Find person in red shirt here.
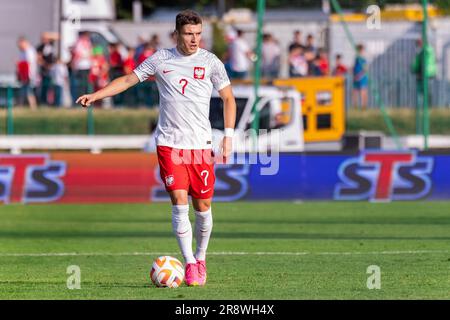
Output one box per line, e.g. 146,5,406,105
123,46,137,106
136,42,157,107
137,42,155,65
333,54,348,76
317,48,329,76
109,43,124,107
17,60,30,84
17,36,38,109
89,46,109,106
123,47,136,75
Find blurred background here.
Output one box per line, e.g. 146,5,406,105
1,0,450,202
1,1,449,301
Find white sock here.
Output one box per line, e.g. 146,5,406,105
194,208,213,262
172,205,196,265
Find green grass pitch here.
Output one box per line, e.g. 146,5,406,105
0,202,449,300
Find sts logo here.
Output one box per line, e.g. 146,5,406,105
0,154,66,204
334,151,433,201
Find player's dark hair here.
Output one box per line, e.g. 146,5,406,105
176,10,202,32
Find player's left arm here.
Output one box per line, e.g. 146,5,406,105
218,85,237,162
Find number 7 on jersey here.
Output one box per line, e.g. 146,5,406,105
179,79,188,95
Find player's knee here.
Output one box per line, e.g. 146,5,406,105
170,192,188,205
194,201,211,213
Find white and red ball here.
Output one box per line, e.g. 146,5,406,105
150,256,184,288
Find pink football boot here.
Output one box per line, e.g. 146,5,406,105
197,260,207,286
185,263,199,287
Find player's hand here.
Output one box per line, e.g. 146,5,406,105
76,94,97,107
221,136,233,163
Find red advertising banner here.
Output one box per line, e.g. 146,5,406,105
2,151,446,204
0,153,160,204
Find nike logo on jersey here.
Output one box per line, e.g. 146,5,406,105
201,189,211,194
163,70,174,74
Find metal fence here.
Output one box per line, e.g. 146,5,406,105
332,20,450,109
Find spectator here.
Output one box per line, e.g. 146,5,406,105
134,34,147,62
304,48,316,76
136,42,157,107
261,34,281,80
89,46,109,106
150,34,162,50
353,44,369,109
16,36,38,110
317,48,329,76
109,43,124,106
169,30,177,46
123,46,137,107
288,44,308,78
229,29,253,80
311,54,324,76
50,57,69,107
36,32,56,105
304,34,316,54
411,39,437,131
137,42,155,65
71,31,93,104
288,30,304,53
123,47,136,75
333,54,348,76
109,43,124,77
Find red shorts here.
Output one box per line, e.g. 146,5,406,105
157,146,216,199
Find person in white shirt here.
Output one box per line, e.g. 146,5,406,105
50,58,69,107
17,36,38,110
229,29,254,79
261,33,281,80
72,31,93,103
76,10,237,287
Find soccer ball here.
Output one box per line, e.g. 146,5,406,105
150,256,185,288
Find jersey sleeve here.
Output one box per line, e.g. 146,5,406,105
210,56,231,91
133,50,167,82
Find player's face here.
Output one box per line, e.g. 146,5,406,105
177,24,202,56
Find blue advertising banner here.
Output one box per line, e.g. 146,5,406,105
217,150,450,202
2,151,449,204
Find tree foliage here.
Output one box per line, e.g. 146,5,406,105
115,0,447,19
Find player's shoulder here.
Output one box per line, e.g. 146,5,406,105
152,48,177,60
198,49,223,66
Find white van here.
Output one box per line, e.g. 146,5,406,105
60,0,121,63
145,85,304,153
0,0,119,80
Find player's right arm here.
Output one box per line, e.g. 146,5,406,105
76,73,140,107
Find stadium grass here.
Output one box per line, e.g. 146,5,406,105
0,202,449,300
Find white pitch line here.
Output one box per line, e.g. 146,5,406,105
0,250,448,258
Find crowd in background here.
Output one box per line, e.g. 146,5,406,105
16,31,165,109
225,29,368,108
15,29,368,109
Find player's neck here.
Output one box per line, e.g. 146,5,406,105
176,45,198,57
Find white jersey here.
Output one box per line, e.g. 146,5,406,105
134,48,231,150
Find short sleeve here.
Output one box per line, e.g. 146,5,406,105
211,57,231,91
133,50,169,82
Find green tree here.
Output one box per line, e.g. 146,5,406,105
114,0,448,19
435,0,450,14
211,20,228,60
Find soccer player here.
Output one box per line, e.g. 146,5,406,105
76,10,237,287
